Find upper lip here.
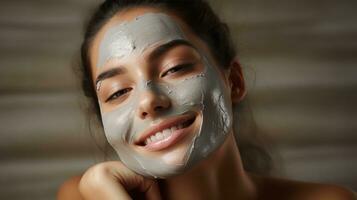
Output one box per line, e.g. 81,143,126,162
135,113,195,145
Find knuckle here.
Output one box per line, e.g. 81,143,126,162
79,163,113,190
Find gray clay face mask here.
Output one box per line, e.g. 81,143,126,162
97,13,233,178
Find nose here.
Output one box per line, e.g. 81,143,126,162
137,89,171,120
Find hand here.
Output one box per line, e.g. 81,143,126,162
79,161,161,200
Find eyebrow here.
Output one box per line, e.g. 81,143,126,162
148,39,198,61
95,67,126,85
95,39,197,85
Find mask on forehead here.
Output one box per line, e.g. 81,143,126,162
97,13,233,178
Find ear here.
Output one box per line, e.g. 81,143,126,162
228,57,246,103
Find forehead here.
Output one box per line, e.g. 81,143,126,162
89,7,216,77
97,12,186,68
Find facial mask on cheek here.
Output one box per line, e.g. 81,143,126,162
98,13,233,178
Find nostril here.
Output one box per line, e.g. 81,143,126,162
138,94,171,119
142,112,148,118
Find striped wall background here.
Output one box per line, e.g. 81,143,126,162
0,0,356,199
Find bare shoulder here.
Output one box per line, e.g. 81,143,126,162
304,183,356,200
250,174,356,200
57,175,84,200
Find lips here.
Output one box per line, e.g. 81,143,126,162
135,113,196,151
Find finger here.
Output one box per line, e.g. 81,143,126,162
107,161,162,199
79,164,132,200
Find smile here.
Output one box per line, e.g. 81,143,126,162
135,113,197,151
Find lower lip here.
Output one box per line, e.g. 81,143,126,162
140,121,194,152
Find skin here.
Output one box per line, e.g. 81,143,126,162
96,12,235,178
57,7,356,200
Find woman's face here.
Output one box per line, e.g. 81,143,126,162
89,7,234,178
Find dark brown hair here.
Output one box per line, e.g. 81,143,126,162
79,0,273,174
81,0,236,121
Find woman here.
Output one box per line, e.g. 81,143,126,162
58,0,355,199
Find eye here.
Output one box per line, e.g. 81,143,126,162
105,88,132,102
161,63,194,78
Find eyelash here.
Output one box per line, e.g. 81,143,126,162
105,88,132,102
161,63,194,77
104,63,194,103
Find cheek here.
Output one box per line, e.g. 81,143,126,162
166,73,206,108
101,96,137,146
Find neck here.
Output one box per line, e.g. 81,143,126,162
161,133,256,200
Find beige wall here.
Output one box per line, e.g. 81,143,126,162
0,0,356,199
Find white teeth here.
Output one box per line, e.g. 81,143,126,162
163,128,171,135
171,126,178,131
156,132,164,140
145,137,152,145
142,118,196,146
144,119,193,145
150,135,157,142
145,127,175,145
163,131,170,138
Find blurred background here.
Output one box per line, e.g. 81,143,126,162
0,0,356,199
